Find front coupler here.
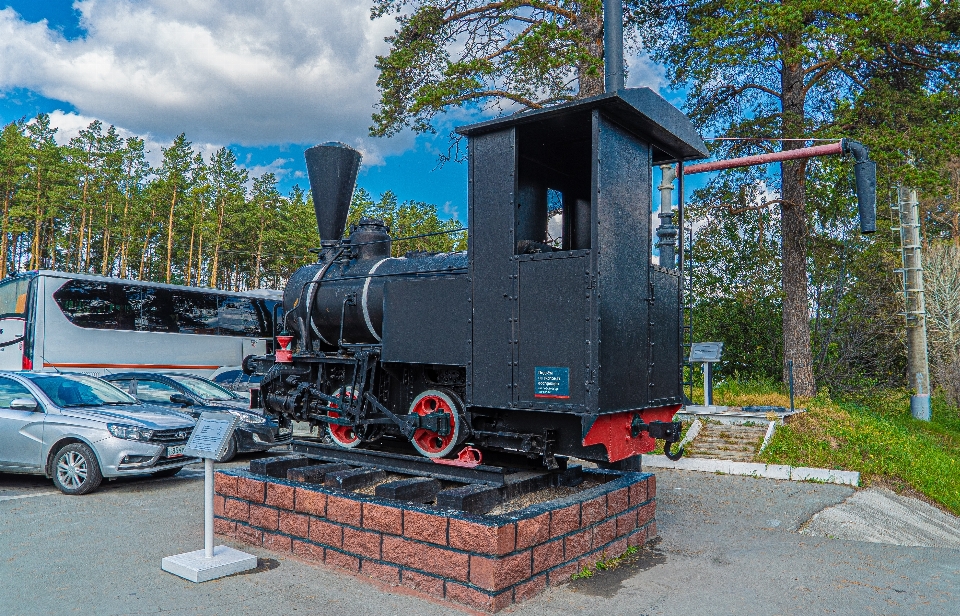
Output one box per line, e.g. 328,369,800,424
631,415,685,461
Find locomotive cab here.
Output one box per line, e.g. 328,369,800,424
253,88,708,467
458,88,708,464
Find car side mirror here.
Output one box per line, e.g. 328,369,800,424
169,393,194,406
10,398,39,411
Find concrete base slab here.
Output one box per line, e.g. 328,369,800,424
162,545,257,582
801,487,960,548
790,466,860,485
679,405,804,425
643,455,858,486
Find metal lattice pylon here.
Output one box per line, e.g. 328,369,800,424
891,185,932,420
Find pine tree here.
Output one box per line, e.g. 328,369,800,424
156,134,194,284
634,0,960,395
0,121,30,278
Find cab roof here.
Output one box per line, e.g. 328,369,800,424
456,87,710,164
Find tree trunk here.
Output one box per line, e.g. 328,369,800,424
165,185,178,283
30,168,42,271
101,199,112,275
576,8,604,97
186,223,196,286
0,191,10,279
12,232,20,274
75,208,87,271
254,210,265,288
83,219,92,271
138,238,150,280
118,160,134,278
779,58,816,397
196,232,204,287
210,195,226,288
139,205,156,280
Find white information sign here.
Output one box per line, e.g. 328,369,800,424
184,412,239,462
162,409,255,582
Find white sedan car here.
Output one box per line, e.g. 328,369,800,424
0,371,197,495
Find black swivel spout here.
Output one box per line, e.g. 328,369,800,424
841,139,877,234
304,142,362,244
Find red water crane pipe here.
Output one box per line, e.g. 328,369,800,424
678,139,876,234
683,141,843,175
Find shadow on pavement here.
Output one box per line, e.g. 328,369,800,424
568,538,669,598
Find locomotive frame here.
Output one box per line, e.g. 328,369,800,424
249,87,709,468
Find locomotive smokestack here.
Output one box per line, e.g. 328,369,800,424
603,0,624,92
304,142,362,243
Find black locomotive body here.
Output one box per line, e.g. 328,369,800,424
250,88,709,467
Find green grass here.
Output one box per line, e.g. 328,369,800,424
570,545,640,580
753,387,960,515
656,379,960,514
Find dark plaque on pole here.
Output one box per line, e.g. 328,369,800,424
184,412,240,462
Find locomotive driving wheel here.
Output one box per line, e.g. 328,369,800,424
409,389,466,458
326,387,362,449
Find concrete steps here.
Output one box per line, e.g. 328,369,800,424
685,422,768,462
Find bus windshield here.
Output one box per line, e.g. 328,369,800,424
169,375,239,401
0,277,31,317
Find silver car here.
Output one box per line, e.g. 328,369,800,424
0,371,197,495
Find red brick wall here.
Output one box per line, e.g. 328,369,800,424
214,469,657,613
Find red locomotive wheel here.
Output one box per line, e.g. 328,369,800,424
327,388,361,449
409,389,464,458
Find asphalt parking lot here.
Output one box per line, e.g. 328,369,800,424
2,455,958,616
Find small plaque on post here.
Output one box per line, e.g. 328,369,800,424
184,412,239,462
689,342,723,363
163,410,255,582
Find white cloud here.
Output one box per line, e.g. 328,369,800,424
0,1,402,159
3,1,672,179
242,156,294,180
46,109,220,167
626,54,668,91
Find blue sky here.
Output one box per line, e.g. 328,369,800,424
0,1,699,224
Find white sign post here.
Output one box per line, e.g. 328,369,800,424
162,412,258,582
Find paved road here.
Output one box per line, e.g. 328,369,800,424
1,463,957,615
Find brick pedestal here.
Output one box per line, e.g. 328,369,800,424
215,468,657,612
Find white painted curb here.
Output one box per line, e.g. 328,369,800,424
677,418,702,449
642,455,860,487
757,420,777,455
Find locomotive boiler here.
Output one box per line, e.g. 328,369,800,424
248,88,710,468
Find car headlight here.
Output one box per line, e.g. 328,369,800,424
230,410,266,424
108,424,154,441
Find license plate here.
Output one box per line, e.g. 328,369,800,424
167,445,186,458
278,428,292,436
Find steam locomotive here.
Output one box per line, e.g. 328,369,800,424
247,87,710,468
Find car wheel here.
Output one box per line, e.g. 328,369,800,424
151,467,183,478
220,434,238,463
52,443,103,495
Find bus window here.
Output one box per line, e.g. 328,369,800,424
53,280,130,329
129,287,178,332
0,278,31,318
52,277,277,339
172,291,218,334
219,297,262,337
256,299,283,338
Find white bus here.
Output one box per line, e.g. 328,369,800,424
0,270,282,377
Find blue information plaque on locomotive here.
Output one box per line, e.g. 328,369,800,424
534,367,570,399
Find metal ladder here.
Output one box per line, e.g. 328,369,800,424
890,187,926,326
